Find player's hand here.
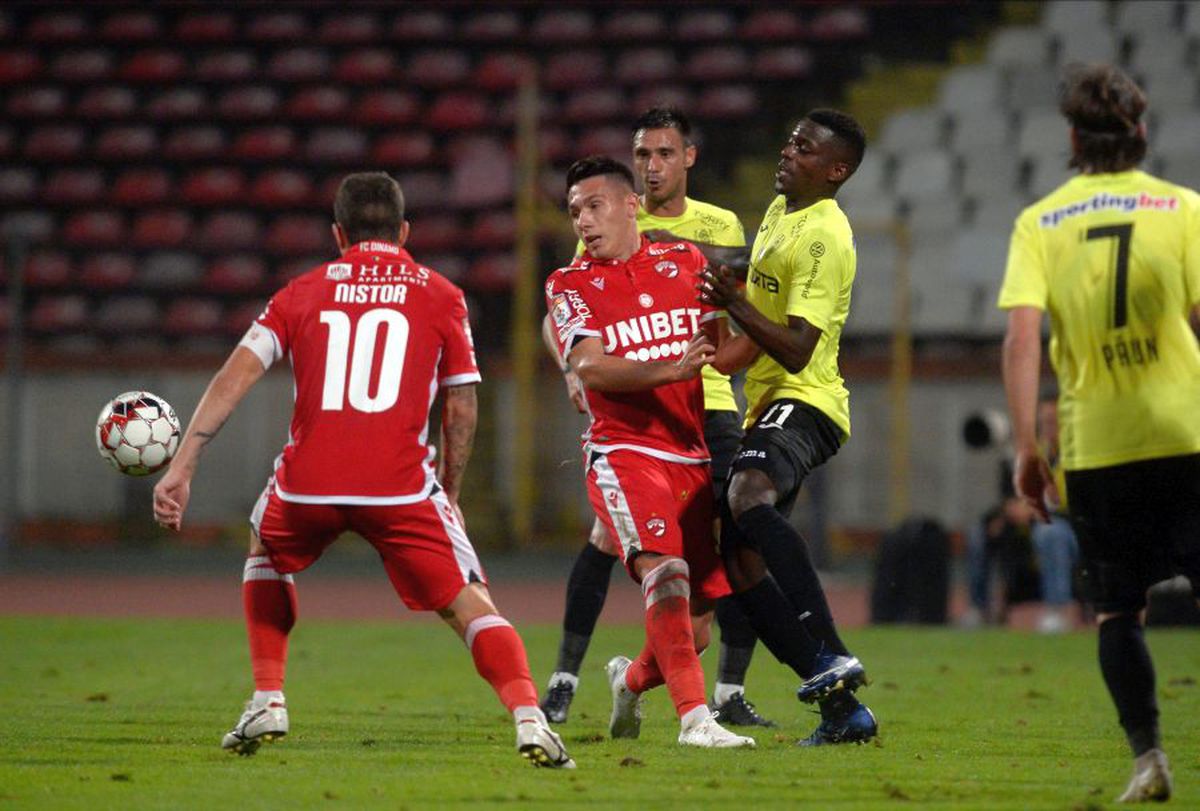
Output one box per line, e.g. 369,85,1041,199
563,368,587,413
675,332,715,379
698,264,743,308
1012,447,1054,523
152,469,191,531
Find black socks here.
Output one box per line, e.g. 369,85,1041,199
555,543,617,674
1099,614,1160,756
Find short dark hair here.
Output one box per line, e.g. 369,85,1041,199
631,106,692,144
565,155,636,196
806,108,867,173
1059,63,1147,172
333,172,405,243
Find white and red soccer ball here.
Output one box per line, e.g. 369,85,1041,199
95,391,181,476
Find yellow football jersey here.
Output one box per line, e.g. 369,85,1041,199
742,196,855,436
999,170,1200,470
575,197,746,412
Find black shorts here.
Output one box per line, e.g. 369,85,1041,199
704,409,742,495
1065,453,1200,614
730,398,842,516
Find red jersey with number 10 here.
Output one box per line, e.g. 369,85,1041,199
545,237,722,463
241,241,480,504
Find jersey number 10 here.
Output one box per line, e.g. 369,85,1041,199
319,309,410,412
1085,222,1133,329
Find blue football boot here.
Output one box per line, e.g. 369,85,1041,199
797,701,878,747
796,652,867,703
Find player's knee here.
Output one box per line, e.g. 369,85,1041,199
641,557,690,608
726,470,776,521
442,582,499,636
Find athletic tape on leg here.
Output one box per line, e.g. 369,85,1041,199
464,614,513,650
243,555,294,583
642,558,691,608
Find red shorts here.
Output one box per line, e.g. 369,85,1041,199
250,481,486,612
586,450,730,601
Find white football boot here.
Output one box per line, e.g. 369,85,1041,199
678,712,757,749
515,709,576,769
221,697,289,755
1116,748,1172,803
606,655,643,739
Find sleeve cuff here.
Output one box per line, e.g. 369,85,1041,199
440,372,482,386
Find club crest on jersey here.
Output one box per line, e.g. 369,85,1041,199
654,260,679,278
590,277,605,290
638,293,654,308
325,263,353,281
645,517,666,537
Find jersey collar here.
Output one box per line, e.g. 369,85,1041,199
345,240,410,261
579,235,651,268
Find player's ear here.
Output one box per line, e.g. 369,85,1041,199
684,144,697,170
332,223,351,254
827,160,850,184
397,220,411,248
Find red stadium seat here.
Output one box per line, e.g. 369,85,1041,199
232,127,297,161
463,11,521,40
810,7,870,40
195,50,257,82
42,168,105,204
741,9,803,41
392,10,452,40
175,12,237,43
685,46,750,82
100,11,162,41
217,86,281,120
372,132,436,168
76,86,137,118
306,128,368,163
29,295,89,333
94,296,160,333
408,50,470,87
94,126,158,160
427,92,490,131
0,51,40,84
80,253,136,290
7,87,67,118
315,175,347,208
353,90,420,126
163,298,224,336
51,50,114,81
0,168,37,203
467,254,515,291
416,254,467,283
246,12,309,41
24,251,72,288
544,51,607,91
697,85,758,119
395,172,446,211
538,128,570,163
63,210,126,247
181,168,247,205
267,48,331,82
494,92,558,128
615,48,677,84
531,9,593,41
564,88,626,124
601,11,666,39
678,10,737,39
146,87,209,120
28,11,89,42
120,50,186,82
318,12,378,44
112,168,173,205
630,85,695,116
286,86,350,120
24,125,86,161
405,214,463,253
131,210,194,249
163,126,227,160
753,47,814,80
473,52,535,92
336,49,396,84
265,215,330,255
224,299,269,336
200,212,263,249
1,211,55,242
275,256,327,284
204,255,268,294
578,126,629,158
468,210,516,250
450,138,512,208
249,169,314,207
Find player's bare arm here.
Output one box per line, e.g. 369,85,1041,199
699,264,820,374
438,383,477,505
542,312,587,413
153,346,266,530
1002,305,1054,522
569,333,713,392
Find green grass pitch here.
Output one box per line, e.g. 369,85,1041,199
1,617,1197,809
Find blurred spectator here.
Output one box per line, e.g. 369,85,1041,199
1030,388,1079,633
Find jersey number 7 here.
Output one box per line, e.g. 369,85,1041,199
1084,223,1133,330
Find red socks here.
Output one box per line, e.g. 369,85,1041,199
242,555,297,692
464,615,539,712
637,559,707,719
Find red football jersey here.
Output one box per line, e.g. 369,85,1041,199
545,237,722,463
240,241,480,503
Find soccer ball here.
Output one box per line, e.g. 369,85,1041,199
95,391,181,476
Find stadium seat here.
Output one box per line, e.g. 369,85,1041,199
937,65,1005,116
467,254,515,291
217,86,282,119
28,12,89,42
120,50,186,82
912,267,976,336
163,298,224,336
265,215,330,255
1151,111,1200,163
336,49,396,84
407,50,471,87
24,251,72,288
416,254,468,283
131,210,194,249
306,128,369,163
543,51,607,91
247,12,309,41
905,197,966,240
1114,0,1181,37
630,86,695,117
0,127,13,160
140,251,204,289
275,256,327,283
8,87,67,118
0,168,37,203
450,138,513,208
1159,156,1200,194
840,189,898,231
677,9,737,39
267,47,331,82
742,9,803,41
164,126,227,160
405,215,463,253
1,210,56,242
0,51,40,84
28,295,89,333
1128,37,1191,86
1053,27,1119,65
200,212,262,249
372,132,436,168
80,252,137,290
986,26,1051,67
392,9,452,40
1001,65,1061,111
530,9,594,41
894,151,958,203
249,169,314,207
494,90,558,128
232,127,297,161
578,126,629,159
204,255,268,294
809,7,870,39
1014,107,1071,163
880,107,946,154
63,210,126,247
396,172,448,211
1026,156,1071,199
948,108,1012,153
175,11,236,42
95,125,158,160
318,12,378,44
224,299,269,336
468,210,516,250
50,50,114,81
24,125,86,161
473,52,536,91
753,47,814,80
195,50,257,82
181,168,247,205
287,86,351,120
1040,0,1108,35
564,88,625,124
960,149,1022,200
353,89,421,126
100,10,161,40
697,85,757,119
42,168,105,204
77,86,137,118
843,235,898,335
112,168,173,206
145,87,208,120
601,10,665,39
685,46,750,82
463,10,522,40
94,295,161,333
428,92,490,131
954,226,1012,283
615,48,677,84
